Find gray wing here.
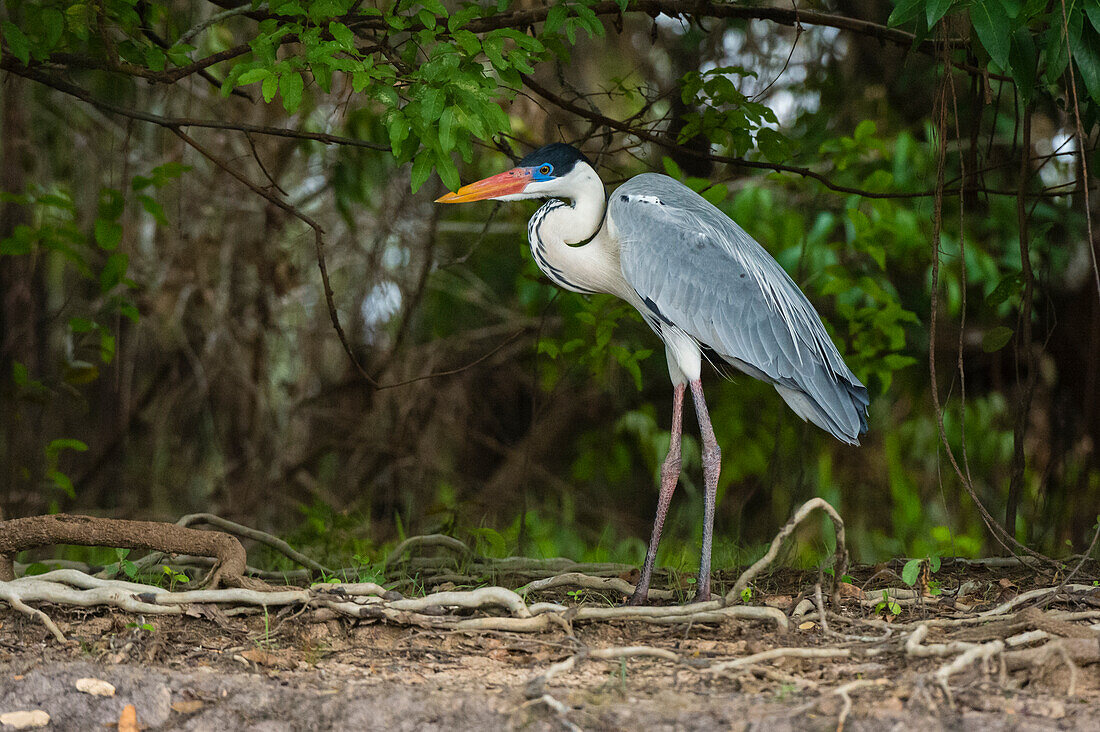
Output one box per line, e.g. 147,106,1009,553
612,173,869,444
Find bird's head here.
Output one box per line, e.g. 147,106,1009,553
436,143,594,204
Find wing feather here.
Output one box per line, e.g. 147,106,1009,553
612,174,869,443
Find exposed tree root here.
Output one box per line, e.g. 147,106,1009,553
3,497,1098,717
0,514,250,588
125,513,333,578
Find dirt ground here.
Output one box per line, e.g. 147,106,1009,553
1,563,1099,731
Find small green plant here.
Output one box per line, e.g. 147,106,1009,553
161,565,190,591
901,555,942,596
740,585,753,603
874,590,901,618
567,588,587,603
107,548,138,580
125,621,155,633
351,553,386,584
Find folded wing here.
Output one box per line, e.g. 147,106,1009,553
612,173,869,444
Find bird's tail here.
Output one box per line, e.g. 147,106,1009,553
773,375,869,446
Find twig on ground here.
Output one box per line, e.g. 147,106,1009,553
0,585,68,643
383,535,475,568
727,498,848,606
706,647,851,673
979,584,1097,617
176,514,332,576
934,639,1005,708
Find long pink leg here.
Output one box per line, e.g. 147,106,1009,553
689,379,721,603
627,382,685,606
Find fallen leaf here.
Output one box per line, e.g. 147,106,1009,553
11,675,23,681
170,700,204,714
763,595,792,609
240,648,277,666
838,582,865,599
0,710,51,729
798,621,816,631
117,704,139,732
76,677,116,697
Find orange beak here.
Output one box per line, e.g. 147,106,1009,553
435,167,533,203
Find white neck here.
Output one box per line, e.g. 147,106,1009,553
526,164,627,298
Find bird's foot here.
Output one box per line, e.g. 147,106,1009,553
625,588,649,606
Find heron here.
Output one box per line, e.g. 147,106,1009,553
437,143,868,604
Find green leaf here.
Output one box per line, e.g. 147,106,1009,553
12,361,28,386
970,0,1012,70
2,22,30,65
262,74,279,103
237,68,271,85
1070,17,1100,104
438,107,457,152
152,162,190,184
98,188,124,220
47,438,88,455
881,354,918,370
328,21,354,49
69,317,96,333
65,4,92,41
48,469,76,498
139,194,167,225
99,331,116,364
1089,5,1100,34
482,35,505,69
94,219,123,250
100,252,129,292
545,4,567,33
901,558,921,586
387,111,409,154
926,0,955,27
40,9,65,51
888,0,923,27
985,273,1022,308
410,150,433,192
280,71,305,112
700,184,728,206
982,325,1014,352
420,87,445,123
1009,24,1037,100
145,45,166,72
1044,16,1074,84
435,151,461,193
452,29,480,56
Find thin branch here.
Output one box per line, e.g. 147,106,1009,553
180,5,263,45
522,75,1039,200
925,42,1052,566
0,57,388,150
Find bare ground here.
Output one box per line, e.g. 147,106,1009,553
2,562,1099,731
